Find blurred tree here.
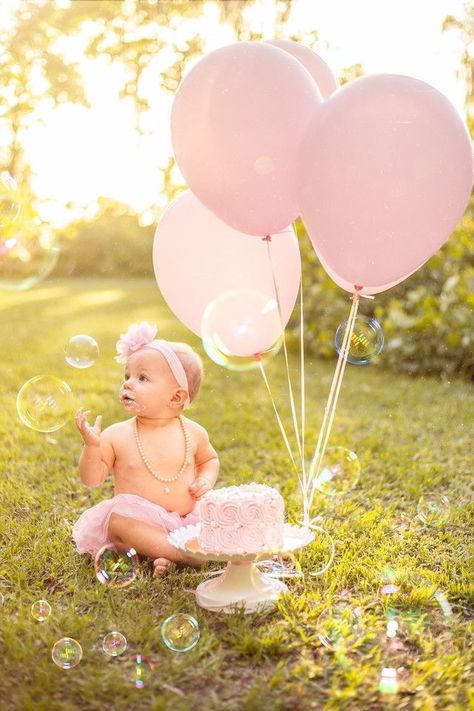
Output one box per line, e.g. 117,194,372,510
339,62,364,85
443,3,474,130
0,0,91,184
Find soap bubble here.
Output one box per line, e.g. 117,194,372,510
383,570,452,645
317,600,364,651
417,493,450,526
65,334,99,369
256,552,303,579
51,637,82,669
126,655,153,688
102,631,127,657
202,288,282,371
308,525,336,578
313,447,361,497
378,667,399,694
31,599,52,622
335,316,384,365
161,613,200,652
380,566,399,596
16,375,74,432
94,544,140,588
0,219,59,291
0,172,20,224
380,567,399,596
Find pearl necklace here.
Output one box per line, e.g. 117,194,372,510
134,416,190,493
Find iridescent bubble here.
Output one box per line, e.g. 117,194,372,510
0,172,20,224
383,570,452,644
16,375,74,433
201,288,282,371
317,600,364,650
335,315,384,365
31,599,52,622
102,631,127,657
161,614,200,653
380,566,399,596
0,219,59,291
308,525,336,578
0,592,4,607
94,544,140,588
313,447,361,497
417,493,450,526
256,552,303,579
126,655,153,688
378,667,399,694
65,334,99,369
51,637,82,669
386,618,399,638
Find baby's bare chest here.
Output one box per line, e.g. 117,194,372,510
110,427,197,508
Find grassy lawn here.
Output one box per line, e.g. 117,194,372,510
0,278,472,710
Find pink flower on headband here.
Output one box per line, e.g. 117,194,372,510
115,322,157,364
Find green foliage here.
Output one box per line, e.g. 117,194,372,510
0,277,472,709
293,206,474,380
55,204,155,278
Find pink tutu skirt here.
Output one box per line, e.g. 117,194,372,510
72,493,200,556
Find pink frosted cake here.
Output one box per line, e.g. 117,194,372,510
198,483,285,554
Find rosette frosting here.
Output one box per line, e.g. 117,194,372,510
198,483,285,554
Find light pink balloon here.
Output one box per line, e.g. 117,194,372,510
153,190,301,336
266,40,338,98
171,42,322,236
317,252,420,295
297,74,473,289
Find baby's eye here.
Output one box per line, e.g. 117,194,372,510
139,374,148,382
124,373,130,380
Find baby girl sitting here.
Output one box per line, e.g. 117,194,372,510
73,321,219,576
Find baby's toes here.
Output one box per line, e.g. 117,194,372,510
153,557,172,577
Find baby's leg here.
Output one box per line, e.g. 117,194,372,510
108,513,199,571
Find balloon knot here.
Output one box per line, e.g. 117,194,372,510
262,235,272,242
253,353,263,361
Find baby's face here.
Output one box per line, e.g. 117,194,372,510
119,348,179,417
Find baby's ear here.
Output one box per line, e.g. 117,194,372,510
170,387,189,409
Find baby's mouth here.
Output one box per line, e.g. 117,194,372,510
121,393,135,407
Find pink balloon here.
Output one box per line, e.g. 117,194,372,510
171,42,322,236
297,74,473,289
317,251,420,296
266,40,338,98
153,190,301,336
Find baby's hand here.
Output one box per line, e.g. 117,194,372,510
75,407,102,447
189,478,211,500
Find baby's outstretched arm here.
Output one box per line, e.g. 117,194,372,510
75,408,114,488
188,423,219,500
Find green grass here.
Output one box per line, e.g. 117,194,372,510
0,278,472,710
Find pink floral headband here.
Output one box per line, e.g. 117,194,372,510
115,322,190,408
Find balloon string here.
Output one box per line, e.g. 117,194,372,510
264,236,303,465
257,360,299,474
299,280,307,508
304,293,360,523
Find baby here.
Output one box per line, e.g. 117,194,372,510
73,321,219,576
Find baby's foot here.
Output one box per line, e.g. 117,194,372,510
153,557,172,577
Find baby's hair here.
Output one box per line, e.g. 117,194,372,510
167,341,203,404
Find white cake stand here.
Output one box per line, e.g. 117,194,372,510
168,523,314,614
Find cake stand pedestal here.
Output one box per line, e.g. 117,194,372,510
168,523,314,614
